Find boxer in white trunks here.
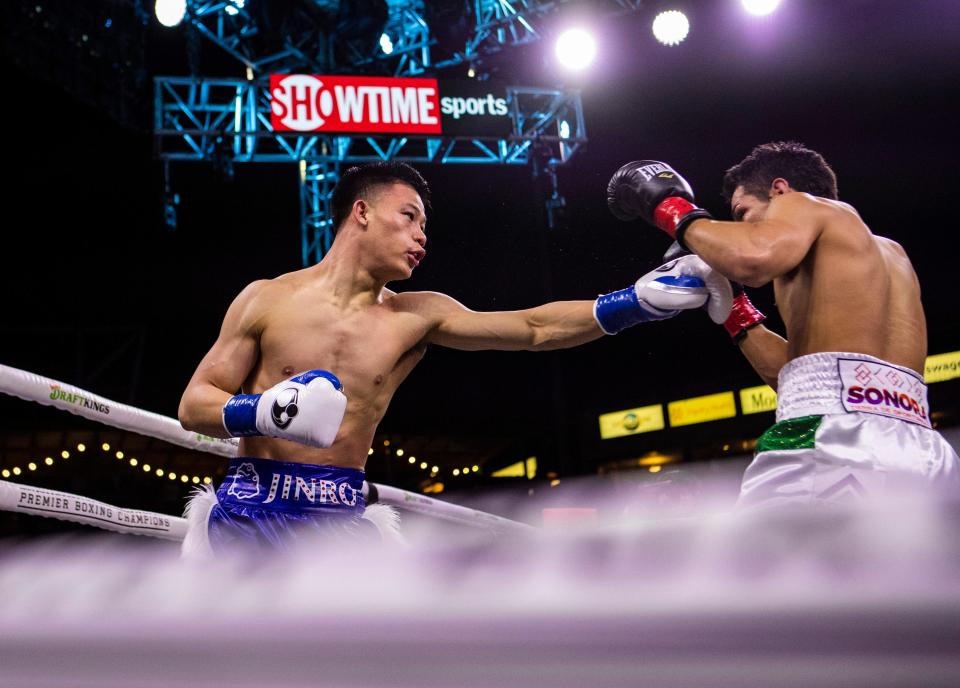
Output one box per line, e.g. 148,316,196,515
607,142,960,508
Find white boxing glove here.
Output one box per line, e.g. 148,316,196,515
666,254,733,324
222,370,347,448
594,256,718,334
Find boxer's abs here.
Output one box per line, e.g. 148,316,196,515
240,301,429,468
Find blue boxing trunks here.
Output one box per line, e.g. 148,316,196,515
181,457,392,555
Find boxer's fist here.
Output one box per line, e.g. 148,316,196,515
607,160,713,246
222,370,346,448
594,255,729,334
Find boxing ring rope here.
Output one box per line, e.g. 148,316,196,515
0,363,533,537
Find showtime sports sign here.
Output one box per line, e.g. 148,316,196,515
270,74,511,137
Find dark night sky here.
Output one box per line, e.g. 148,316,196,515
3,0,959,477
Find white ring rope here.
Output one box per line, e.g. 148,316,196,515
0,363,533,536
0,363,238,457
0,479,187,540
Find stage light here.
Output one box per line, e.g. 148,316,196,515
555,28,596,71
379,32,394,55
155,0,186,28
652,11,689,46
225,0,245,17
558,120,571,139
742,0,781,17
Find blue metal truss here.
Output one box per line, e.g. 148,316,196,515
160,1,642,264
155,77,586,264
181,1,645,76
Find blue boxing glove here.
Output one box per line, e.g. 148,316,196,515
222,370,347,448
594,255,732,334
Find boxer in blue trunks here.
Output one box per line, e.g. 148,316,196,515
178,161,733,553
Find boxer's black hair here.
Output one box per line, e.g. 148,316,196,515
331,161,432,232
722,141,838,202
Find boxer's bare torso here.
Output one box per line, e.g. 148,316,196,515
225,275,447,469
745,192,925,371
179,181,605,468
688,187,927,386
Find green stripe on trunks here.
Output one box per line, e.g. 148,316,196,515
756,415,823,453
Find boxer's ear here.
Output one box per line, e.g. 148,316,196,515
770,178,791,197
354,199,370,227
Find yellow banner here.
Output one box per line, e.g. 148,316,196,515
598,404,665,440
925,351,960,384
739,385,778,414
668,391,736,427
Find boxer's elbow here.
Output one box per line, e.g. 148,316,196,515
177,389,202,432
729,250,776,288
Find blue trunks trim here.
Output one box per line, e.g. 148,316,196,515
216,457,365,513
209,458,369,551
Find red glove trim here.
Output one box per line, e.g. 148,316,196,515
653,196,698,238
723,292,766,340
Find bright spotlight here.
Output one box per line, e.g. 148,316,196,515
652,11,689,46
225,0,245,17
555,28,597,71
379,32,394,55
154,0,186,28
742,0,781,16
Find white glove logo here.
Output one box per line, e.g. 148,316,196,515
270,388,300,429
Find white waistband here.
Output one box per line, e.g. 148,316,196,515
776,352,930,428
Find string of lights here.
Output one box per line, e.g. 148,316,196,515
0,440,214,486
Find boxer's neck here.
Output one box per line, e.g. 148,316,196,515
311,237,388,308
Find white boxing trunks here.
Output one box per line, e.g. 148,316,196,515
737,352,960,509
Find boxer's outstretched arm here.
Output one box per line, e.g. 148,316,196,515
419,256,727,350
423,294,604,352
683,193,824,287
736,325,789,390
178,282,264,437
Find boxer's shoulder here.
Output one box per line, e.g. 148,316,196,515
875,234,908,259
382,290,464,317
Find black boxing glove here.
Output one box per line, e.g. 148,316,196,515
607,160,713,249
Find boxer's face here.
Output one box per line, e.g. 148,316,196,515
365,182,427,280
729,185,770,223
